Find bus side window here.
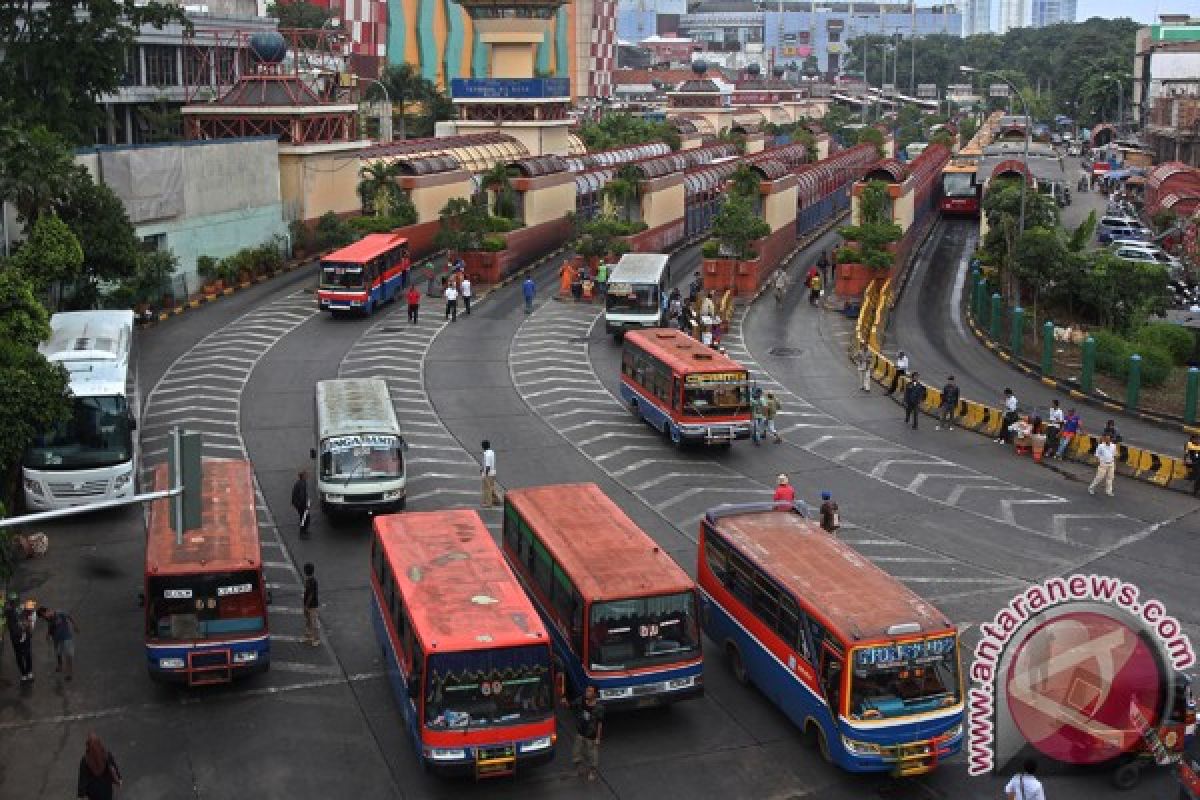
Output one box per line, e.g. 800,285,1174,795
727,551,754,606
819,648,843,711
703,534,729,583
518,521,534,570
411,639,425,699
805,614,826,657
502,507,519,551
779,595,805,661
532,540,553,595
672,376,682,410
751,573,781,632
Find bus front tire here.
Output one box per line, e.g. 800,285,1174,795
816,726,832,763
725,642,749,685
629,399,640,420
1111,761,1141,790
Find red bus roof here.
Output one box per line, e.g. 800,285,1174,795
322,233,409,264
505,483,694,603
708,508,951,643
145,459,261,576
375,510,550,654
624,328,748,377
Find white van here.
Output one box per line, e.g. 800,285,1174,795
312,378,406,514
604,253,670,340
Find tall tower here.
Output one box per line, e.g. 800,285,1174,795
449,0,575,155
962,0,992,36
998,0,1027,34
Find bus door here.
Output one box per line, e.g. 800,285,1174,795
819,644,845,720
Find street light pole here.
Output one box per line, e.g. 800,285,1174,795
1105,74,1124,138
358,75,394,142
961,65,1029,237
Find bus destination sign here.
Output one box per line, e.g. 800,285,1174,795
322,434,398,452
684,372,748,385
854,635,955,667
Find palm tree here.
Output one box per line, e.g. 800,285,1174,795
357,161,402,217
729,164,760,200
481,163,516,219
604,165,642,224
370,64,441,142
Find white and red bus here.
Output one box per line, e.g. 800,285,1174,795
316,233,410,316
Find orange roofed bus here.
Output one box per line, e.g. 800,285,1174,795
503,484,703,708
370,510,557,778
143,459,270,685
620,328,753,446
317,232,410,316
698,502,964,776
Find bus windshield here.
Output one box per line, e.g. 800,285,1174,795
320,263,365,289
683,380,750,416
23,395,133,470
320,435,403,482
146,571,265,641
424,645,554,730
942,172,976,197
606,284,659,314
849,635,961,720
589,591,700,671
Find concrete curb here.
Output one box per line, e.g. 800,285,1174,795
142,256,316,328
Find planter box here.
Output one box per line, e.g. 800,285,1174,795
703,258,741,294
835,262,886,298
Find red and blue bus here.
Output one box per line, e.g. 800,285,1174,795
370,510,557,778
316,233,410,316
143,459,270,685
620,328,753,446
503,483,703,708
698,502,964,776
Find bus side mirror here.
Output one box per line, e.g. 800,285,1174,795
128,413,137,431
137,592,145,608
407,679,420,699
309,448,316,459
266,589,273,605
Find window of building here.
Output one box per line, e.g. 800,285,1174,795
144,44,178,87
141,233,166,252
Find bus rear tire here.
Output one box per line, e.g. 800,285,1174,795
725,642,749,686
1112,761,1141,790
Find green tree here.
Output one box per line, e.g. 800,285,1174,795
434,197,488,252
0,1,189,143
9,215,85,299
357,161,404,217
0,340,72,491
576,114,681,152
0,270,52,350
370,64,452,142
267,1,333,31
838,180,902,270
137,97,183,143
1012,226,1067,325
711,195,770,260
129,249,179,304
855,126,886,157
603,165,642,224
728,164,761,200
0,125,84,225
958,116,979,147
481,163,518,221
53,170,141,306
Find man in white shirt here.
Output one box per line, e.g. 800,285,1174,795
886,350,909,396
1089,433,1118,496
460,276,473,315
1004,759,1046,800
480,440,497,507
444,282,459,322
997,388,1019,444
1045,399,1065,456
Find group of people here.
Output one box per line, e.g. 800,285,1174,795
669,281,726,349
3,593,78,683
772,477,841,534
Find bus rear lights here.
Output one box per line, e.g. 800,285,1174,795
232,651,259,663
519,736,553,753
158,657,185,669
426,748,467,761
842,736,882,756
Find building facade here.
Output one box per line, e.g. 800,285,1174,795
1134,15,1200,167
962,0,992,36
1031,0,1075,27
997,0,1026,34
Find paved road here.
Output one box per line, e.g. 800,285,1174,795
2,228,1197,800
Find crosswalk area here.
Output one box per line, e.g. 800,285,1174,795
139,290,342,683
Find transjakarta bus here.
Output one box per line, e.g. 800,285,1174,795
699,502,964,775
371,510,557,778
939,160,981,216
316,232,410,315
503,483,703,708
604,253,670,340
143,459,269,685
312,378,406,514
23,311,138,510
620,328,753,445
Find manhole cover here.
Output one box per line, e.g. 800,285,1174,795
769,347,805,357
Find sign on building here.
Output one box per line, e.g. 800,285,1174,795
917,83,937,98
989,83,1010,98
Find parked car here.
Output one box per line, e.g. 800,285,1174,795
1098,224,1153,244
1110,242,1180,266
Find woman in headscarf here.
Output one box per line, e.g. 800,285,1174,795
77,732,122,800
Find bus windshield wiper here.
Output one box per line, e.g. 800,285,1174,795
342,457,366,487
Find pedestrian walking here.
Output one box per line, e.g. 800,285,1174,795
937,375,960,430
522,276,536,314
38,606,78,680
1088,433,1118,497
406,284,421,324
808,273,822,306
1004,758,1046,800
77,733,123,800
997,388,1019,444
819,491,840,534
564,685,605,782
817,249,830,290
1044,399,1064,455
1057,408,1081,459
302,563,320,647
764,390,782,443
903,372,926,430
291,470,310,536
773,269,787,306
595,261,609,296
480,440,497,507
460,275,472,315
855,343,872,392
1185,434,1200,496
700,291,716,319
886,351,908,395
443,282,458,321
804,264,818,288
750,388,767,445
14,601,35,681
773,474,795,506
3,592,20,675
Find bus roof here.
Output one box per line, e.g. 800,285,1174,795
624,329,748,376
323,233,409,264
40,311,134,397
505,483,694,602
315,378,401,440
376,511,550,654
145,459,261,576
707,506,951,643
608,253,670,286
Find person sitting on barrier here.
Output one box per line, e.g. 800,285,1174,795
1101,419,1123,444
996,388,1019,444
1010,416,1034,454
1185,434,1200,496
1044,400,1064,457
1056,408,1081,459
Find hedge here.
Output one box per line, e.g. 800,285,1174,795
1093,329,1132,377
1135,322,1194,366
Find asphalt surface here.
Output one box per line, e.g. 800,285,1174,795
2,223,1198,800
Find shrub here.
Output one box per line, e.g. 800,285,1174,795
702,240,720,258
480,234,507,252
348,215,405,235
1132,343,1173,388
1092,329,1132,378
196,255,219,283
314,212,353,250
1135,322,1194,366
484,215,516,233
289,219,315,254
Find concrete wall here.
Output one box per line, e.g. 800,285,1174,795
641,174,685,230
403,171,473,224
518,173,576,227
763,179,798,232
278,144,365,223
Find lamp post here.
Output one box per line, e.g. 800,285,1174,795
1104,73,1124,138
960,65,1029,237
358,75,394,143
859,17,870,124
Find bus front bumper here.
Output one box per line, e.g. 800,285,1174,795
320,489,405,513
596,674,704,709
840,724,963,775
678,423,753,445
423,738,557,777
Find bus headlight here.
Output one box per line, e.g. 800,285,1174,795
943,722,964,741
841,735,882,756
23,477,44,497
599,687,633,700
667,676,696,690
158,657,185,669
382,489,404,501
324,494,344,503
426,748,467,761
233,651,259,663
519,736,553,753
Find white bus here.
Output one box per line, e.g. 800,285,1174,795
23,311,138,510
604,253,670,340
311,378,406,515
